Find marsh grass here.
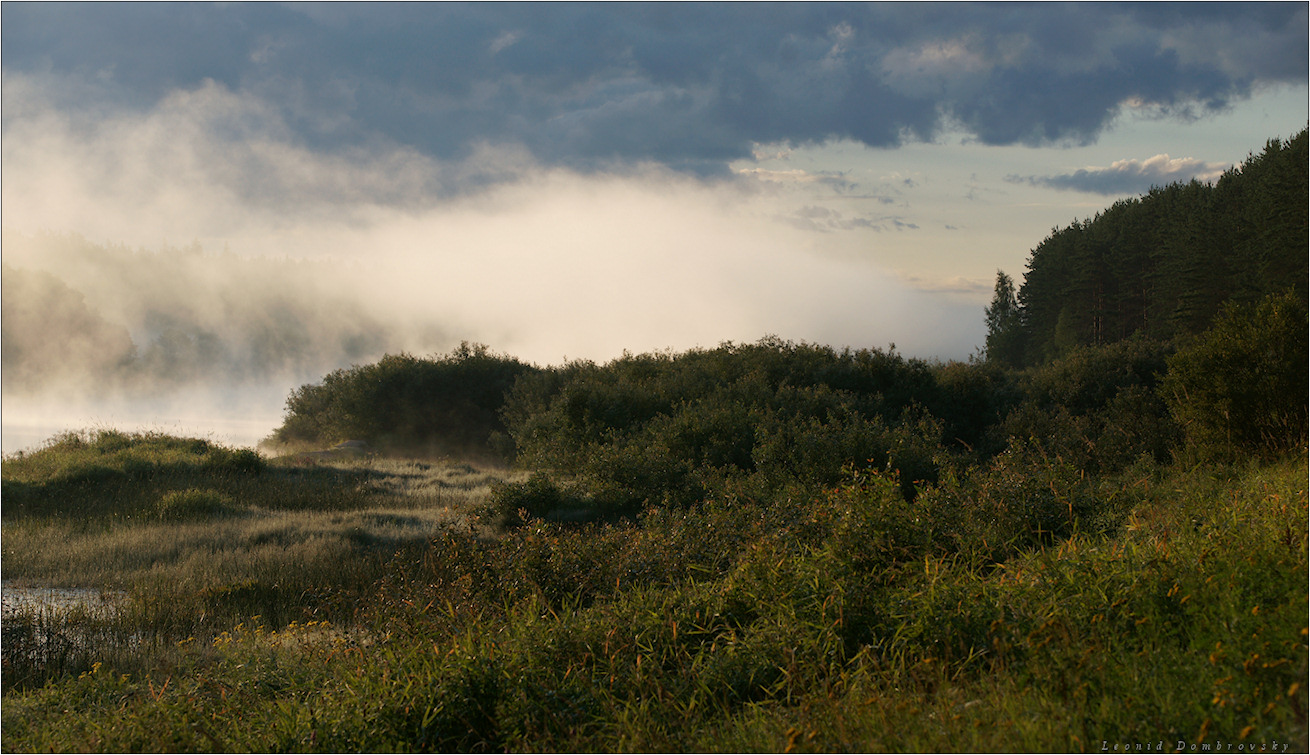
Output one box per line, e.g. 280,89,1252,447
2,431,1305,752
1,430,520,694
1,590,149,693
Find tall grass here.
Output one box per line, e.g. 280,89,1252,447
3,433,1304,752
1,430,517,694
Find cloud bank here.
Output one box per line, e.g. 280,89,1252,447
3,3,1304,180
1007,154,1233,195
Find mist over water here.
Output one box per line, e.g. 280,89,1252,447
1,76,988,455
1,221,985,455
1,395,285,456
0,232,447,455
0,226,985,455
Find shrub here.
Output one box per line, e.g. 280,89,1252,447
820,466,933,571
1093,384,1179,468
154,488,235,520
750,406,942,500
996,338,1179,473
1018,336,1173,415
575,440,702,513
917,439,1095,561
654,399,758,471
930,359,1021,455
486,473,587,527
1160,291,1308,460
269,342,540,460
504,338,947,476
202,447,265,475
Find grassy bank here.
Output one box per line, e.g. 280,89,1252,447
2,430,1304,752
1,430,517,692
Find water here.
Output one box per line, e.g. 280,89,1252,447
1,404,284,456
0,583,123,618
1,582,133,688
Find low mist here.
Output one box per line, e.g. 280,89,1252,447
1,76,987,454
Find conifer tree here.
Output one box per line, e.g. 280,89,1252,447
1009,128,1307,364
984,270,1024,367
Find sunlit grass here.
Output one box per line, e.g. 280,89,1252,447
2,432,1305,752
3,505,466,586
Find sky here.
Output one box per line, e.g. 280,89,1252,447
2,2,1307,451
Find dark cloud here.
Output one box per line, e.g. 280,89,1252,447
1007,154,1230,195
3,3,1305,176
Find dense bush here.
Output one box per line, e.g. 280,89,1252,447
269,342,539,460
497,339,959,514
503,339,942,466
1161,291,1309,460
485,473,596,528
1010,336,1172,415
916,438,1098,562
930,358,1021,455
154,488,236,520
995,337,1179,472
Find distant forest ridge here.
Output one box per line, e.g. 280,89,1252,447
986,128,1308,367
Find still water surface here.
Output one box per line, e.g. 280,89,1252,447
1,582,123,618
1,411,281,456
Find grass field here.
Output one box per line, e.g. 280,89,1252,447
1,430,1305,752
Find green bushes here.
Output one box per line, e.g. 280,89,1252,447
496,339,960,516
260,326,1306,514
503,340,936,464
3,430,264,486
271,333,1310,523
917,439,1096,561
154,488,236,520
0,430,270,520
3,434,1306,752
485,473,594,527
269,342,539,460
0,430,397,523
995,337,1179,473
202,446,264,475
1161,291,1309,460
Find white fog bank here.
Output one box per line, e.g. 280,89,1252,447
2,75,988,454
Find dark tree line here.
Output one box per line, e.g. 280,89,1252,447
988,129,1308,368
